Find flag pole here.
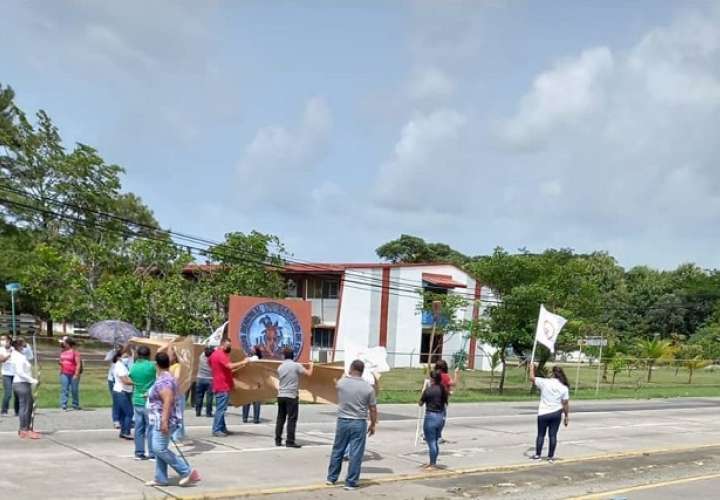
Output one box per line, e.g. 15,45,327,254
527,339,538,384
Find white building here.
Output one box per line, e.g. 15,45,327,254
282,262,499,370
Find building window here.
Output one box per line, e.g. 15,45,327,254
312,328,335,348
307,279,339,299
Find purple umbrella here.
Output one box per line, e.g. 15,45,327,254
88,320,141,346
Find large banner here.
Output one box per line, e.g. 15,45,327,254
228,296,312,363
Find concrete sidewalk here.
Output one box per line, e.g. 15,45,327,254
1,398,719,499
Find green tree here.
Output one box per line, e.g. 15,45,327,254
16,243,89,334
678,344,709,384
376,234,467,266
205,231,286,315
635,338,675,382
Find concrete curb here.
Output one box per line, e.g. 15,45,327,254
175,443,720,499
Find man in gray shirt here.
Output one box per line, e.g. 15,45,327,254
326,359,378,490
275,347,313,448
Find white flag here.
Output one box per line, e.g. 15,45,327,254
535,304,567,353
343,339,390,386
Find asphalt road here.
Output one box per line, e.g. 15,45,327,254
1,397,719,499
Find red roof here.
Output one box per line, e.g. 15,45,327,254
422,272,467,289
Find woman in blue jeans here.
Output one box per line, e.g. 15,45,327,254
145,351,200,487
419,370,448,470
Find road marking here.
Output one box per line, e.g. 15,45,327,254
569,472,720,499
174,443,720,499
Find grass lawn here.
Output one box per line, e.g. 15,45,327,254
27,360,720,409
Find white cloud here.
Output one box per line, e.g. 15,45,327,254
237,97,332,208
540,180,563,198
408,67,456,101
501,47,614,149
373,108,468,212
491,6,720,265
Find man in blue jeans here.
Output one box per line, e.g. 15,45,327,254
326,359,378,491
129,346,156,460
208,339,249,437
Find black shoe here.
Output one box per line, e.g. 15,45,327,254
286,443,302,448
275,440,283,447
242,419,248,423
206,413,213,418
196,412,201,417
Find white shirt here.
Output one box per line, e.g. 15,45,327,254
534,377,569,416
22,345,33,362
112,360,133,393
1,346,14,376
10,350,37,385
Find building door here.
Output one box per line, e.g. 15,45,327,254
420,331,443,364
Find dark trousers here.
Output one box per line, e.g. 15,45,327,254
243,401,261,423
275,397,299,444
2,375,19,415
536,410,563,458
14,382,33,431
113,391,133,437
195,379,213,416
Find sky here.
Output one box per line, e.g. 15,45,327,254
2,0,720,270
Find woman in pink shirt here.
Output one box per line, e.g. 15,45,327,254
58,337,82,410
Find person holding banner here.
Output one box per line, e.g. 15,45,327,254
434,359,458,444
419,370,448,470
529,363,570,463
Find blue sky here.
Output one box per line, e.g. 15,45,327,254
2,1,719,268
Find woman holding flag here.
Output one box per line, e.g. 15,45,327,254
527,304,570,463
529,363,570,463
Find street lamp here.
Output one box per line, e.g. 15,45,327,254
5,282,22,337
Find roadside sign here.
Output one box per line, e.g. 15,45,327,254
584,336,608,347
5,283,21,293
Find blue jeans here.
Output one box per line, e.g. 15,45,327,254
242,401,261,423
172,394,186,442
195,379,213,416
60,373,80,409
327,418,368,487
113,391,133,436
2,374,19,415
423,411,444,465
134,405,154,458
108,380,119,423
438,407,447,439
151,425,191,485
212,391,229,434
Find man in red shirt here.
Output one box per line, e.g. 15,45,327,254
209,339,249,437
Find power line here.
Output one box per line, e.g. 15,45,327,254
1,189,717,314
0,183,470,297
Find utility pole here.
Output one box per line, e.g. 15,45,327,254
5,283,22,337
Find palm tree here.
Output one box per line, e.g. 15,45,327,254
685,356,709,384
636,338,675,382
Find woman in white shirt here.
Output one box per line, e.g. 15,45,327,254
111,346,134,440
10,338,40,439
529,364,570,463
0,334,19,416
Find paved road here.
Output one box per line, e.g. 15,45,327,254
1,398,719,499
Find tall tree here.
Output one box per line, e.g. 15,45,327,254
376,234,467,266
